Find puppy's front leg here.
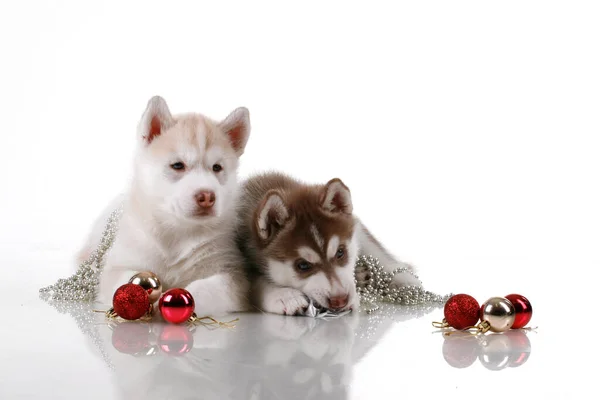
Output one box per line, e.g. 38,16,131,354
185,273,249,317
356,221,422,288
252,277,309,316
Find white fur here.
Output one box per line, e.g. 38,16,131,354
326,235,340,260
298,271,331,307
255,277,309,315
298,246,322,264
80,96,251,315
267,260,297,287
134,138,236,223
310,223,325,250
185,273,243,317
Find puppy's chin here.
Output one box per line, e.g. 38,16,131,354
186,210,219,223
192,209,217,218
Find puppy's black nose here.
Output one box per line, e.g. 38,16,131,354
195,191,216,208
328,294,349,310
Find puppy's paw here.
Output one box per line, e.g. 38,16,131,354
262,287,309,316
185,279,214,304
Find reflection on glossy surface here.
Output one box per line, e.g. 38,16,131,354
109,322,196,357
102,313,364,399
41,299,447,400
110,322,155,356
31,296,542,399
441,330,532,370
158,324,195,356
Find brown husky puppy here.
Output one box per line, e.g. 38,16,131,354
236,172,421,315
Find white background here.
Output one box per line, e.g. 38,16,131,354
1,1,599,398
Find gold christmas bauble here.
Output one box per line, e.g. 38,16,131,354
129,271,162,303
480,296,516,332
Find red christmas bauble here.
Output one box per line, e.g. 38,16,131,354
505,294,533,329
113,283,150,320
444,294,480,330
158,325,194,355
159,288,195,324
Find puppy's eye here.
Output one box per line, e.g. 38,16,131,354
212,164,223,172
170,162,185,171
335,247,345,259
295,259,313,272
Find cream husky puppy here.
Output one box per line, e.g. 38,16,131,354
79,96,251,316
236,172,422,316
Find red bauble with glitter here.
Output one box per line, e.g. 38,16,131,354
505,294,533,329
159,288,195,324
444,294,481,330
113,283,151,320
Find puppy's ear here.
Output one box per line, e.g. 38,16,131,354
320,178,353,215
218,107,250,156
255,190,289,242
138,96,174,145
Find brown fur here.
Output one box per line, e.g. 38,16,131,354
260,189,354,280
236,171,421,314
236,172,357,310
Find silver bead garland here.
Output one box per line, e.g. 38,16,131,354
354,255,453,314
39,205,123,301
39,205,451,318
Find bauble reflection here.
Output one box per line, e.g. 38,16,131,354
442,329,532,370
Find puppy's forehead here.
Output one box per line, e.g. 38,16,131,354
148,115,231,157
297,212,355,247
285,217,355,261
298,246,321,264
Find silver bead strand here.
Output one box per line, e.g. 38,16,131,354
354,255,453,314
38,205,123,371
39,205,123,301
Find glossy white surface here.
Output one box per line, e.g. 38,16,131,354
3,244,597,399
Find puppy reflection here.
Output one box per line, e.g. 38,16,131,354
65,298,443,399
101,312,393,400
442,330,532,370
